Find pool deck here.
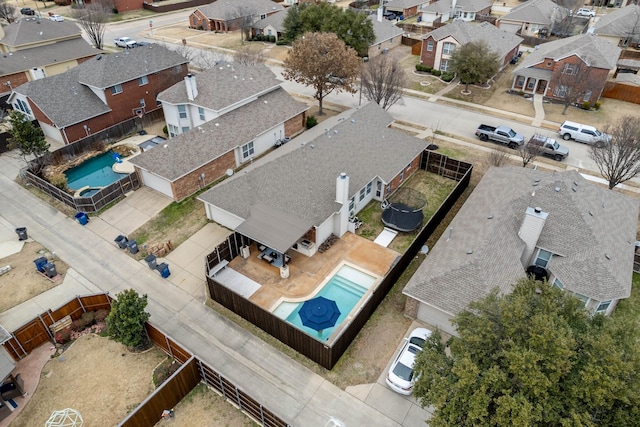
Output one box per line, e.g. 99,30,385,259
227,232,400,311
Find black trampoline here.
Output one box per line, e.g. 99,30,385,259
381,202,424,232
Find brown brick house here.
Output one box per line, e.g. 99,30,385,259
8,44,188,144
190,0,284,32
511,34,620,104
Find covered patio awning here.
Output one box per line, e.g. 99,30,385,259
236,203,313,254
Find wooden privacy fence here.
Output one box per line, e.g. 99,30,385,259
206,151,472,369
602,81,640,104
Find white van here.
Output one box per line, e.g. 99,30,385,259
558,121,610,146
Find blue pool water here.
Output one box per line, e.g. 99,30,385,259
274,265,377,341
65,151,126,190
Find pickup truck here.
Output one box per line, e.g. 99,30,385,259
528,134,569,161
114,37,137,48
475,124,525,149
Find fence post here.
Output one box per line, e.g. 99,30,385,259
38,313,56,341
77,295,87,313
234,387,243,410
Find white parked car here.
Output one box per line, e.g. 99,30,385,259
386,327,431,395
558,121,610,146
49,14,64,22
576,8,596,17
114,37,137,48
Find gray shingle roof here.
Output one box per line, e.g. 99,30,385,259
403,167,639,315
0,17,81,47
423,21,523,59
384,0,426,10
594,4,640,37
498,0,560,25
369,16,405,45
158,62,281,111
514,33,621,72
457,0,492,12
78,44,188,89
13,67,111,127
198,103,430,226
196,0,284,20
422,0,452,14
130,88,307,181
253,9,286,31
0,38,100,77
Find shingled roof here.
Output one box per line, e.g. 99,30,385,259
499,0,561,25
594,4,640,37
198,103,430,226
514,33,620,72
130,88,308,181
369,15,405,45
158,62,281,111
196,0,283,21
403,167,639,316
0,17,81,47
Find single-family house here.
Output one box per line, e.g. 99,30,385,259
419,0,492,26
190,0,284,32
511,33,620,103
198,102,429,265
252,9,286,41
403,167,639,336
496,0,565,37
420,21,523,72
0,17,99,102
368,15,406,57
8,44,188,144
129,63,308,201
384,0,428,19
593,4,640,48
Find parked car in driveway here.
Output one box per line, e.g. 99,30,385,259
49,14,64,21
20,7,35,15
558,121,610,146
386,327,431,395
576,8,596,17
114,37,137,48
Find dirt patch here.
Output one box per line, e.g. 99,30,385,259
0,241,68,312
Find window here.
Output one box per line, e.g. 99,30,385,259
138,75,149,86
574,293,588,308
111,84,122,95
155,93,161,107
516,76,525,87
14,99,31,115
443,42,455,55
534,249,552,268
241,141,254,159
181,126,190,133
407,162,412,171
376,181,382,198
349,197,355,214
359,188,366,201
168,124,178,138
583,90,592,102
553,85,567,97
563,64,575,75
527,79,535,90
198,107,205,121
399,170,405,182
427,40,434,52
178,105,187,119
552,278,564,290
440,59,449,72
366,181,372,195
596,300,611,314
139,98,146,108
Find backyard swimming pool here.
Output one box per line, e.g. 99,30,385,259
65,151,126,190
273,264,377,341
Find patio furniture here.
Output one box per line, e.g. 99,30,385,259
262,254,274,263
1,374,24,401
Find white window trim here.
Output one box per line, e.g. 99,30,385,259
241,141,254,159
138,75,149,86
111,84,122,95
534,248,552,268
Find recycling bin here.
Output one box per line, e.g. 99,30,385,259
34,257,48,273
156,262,170,278
144,254,157,270
74,212,89,225
114,235,128,249
43,262,57,278
15,227,28,241
127,240,139,255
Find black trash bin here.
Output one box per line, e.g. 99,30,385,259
114,235,128,249
156,262,170,278
127,240,139,254
144,254,157,270
15,227,28,241
34,257,48,273
43,262,57,278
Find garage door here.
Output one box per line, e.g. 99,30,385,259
39,122,63,143
139,170,173,199
498,23,520,33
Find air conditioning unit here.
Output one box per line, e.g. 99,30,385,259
241,245,250,259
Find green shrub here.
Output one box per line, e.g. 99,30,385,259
162,125,168,135
518,90,525,96
306,116,318,129
431,69,441,77
415,64,432,73
276,39,288,45
49,172,67,190
594,101,601,110
81,311,96,326
95,309,109,323
268,35,276,43
441,73,455,82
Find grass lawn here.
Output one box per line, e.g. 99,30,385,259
613,272,640,325
356,169,458,253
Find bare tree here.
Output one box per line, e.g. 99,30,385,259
0,0,17,23
360,55,406,110
165,42,224,70
231,5,256,45
488,149,509,167
71,2,111,49
551,0,579,38
551,58,594,115
590,116,640,189
233,45,265,65
283,32,360,115
518,142,540,167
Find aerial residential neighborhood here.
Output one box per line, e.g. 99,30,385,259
1,0,640,425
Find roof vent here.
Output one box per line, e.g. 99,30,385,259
555,187,560,192
605,253,611,260
573,181,578,186
589,211,594,216
466,249,473,255
487,215,493,219
534,207,542,213
572,187,577,192
96,54,102,60
532,182,539,187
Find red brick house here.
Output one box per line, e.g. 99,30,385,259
420,21,522,72
511,34,621,104
190,0,284,32
8,44,188,145
384,0,427,19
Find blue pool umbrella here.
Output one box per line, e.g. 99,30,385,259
299,296,341,332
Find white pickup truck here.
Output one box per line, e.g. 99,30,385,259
114,37,137,48
475,124,525,149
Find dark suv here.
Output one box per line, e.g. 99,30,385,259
21,7,35,15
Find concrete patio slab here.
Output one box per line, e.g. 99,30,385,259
365,384,414,424
165,239,207,271
122,186,172,218
188,223,232,248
